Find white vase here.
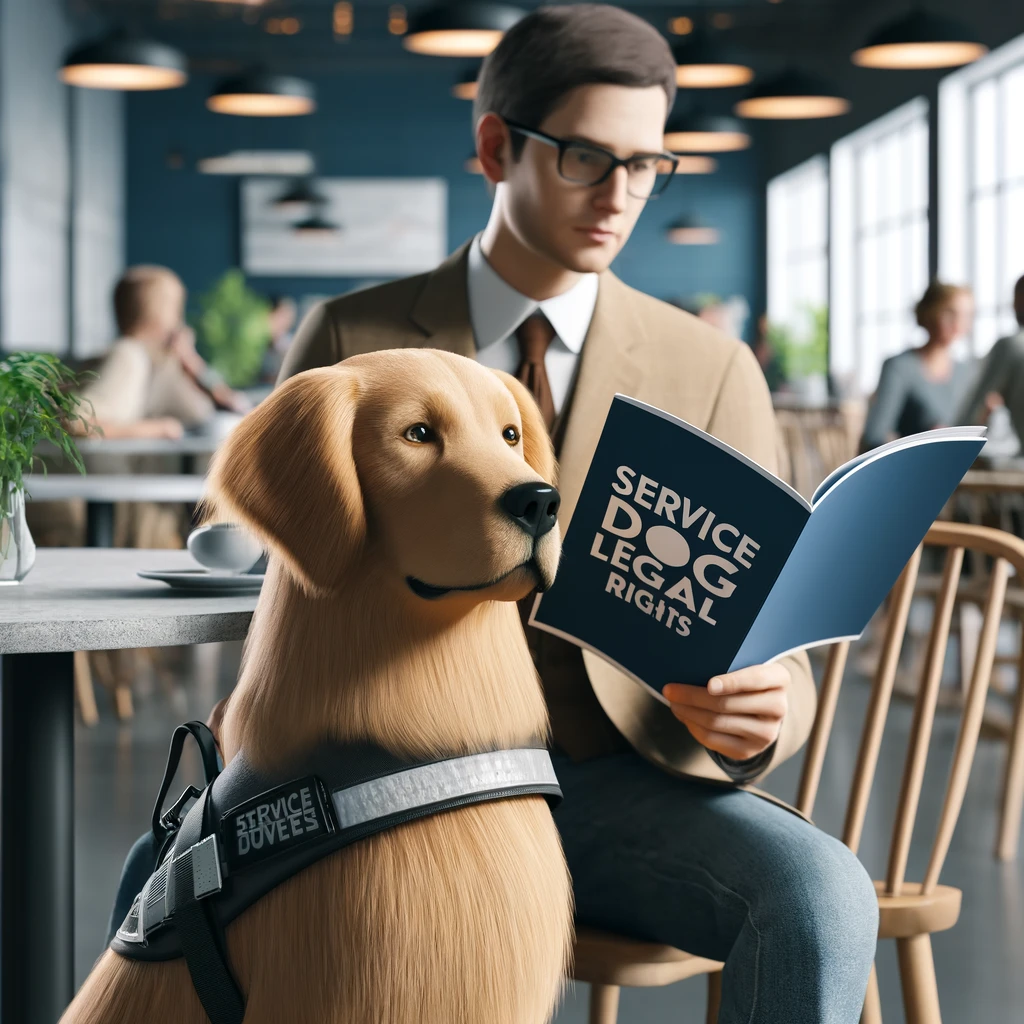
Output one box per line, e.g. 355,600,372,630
0,485,36,584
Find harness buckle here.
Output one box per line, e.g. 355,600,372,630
161,785,202,834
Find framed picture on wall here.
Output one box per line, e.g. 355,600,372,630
241,177,448,277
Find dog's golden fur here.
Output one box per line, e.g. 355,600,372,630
62,350,573,1024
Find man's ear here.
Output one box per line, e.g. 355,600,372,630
491,369,557,485
205,366,364,595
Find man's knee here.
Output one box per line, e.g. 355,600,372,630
780,833,879,962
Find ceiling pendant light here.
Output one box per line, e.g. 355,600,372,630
734,69,849,119
273,177,324,212
673,35,754,89
464,153,483,174
403,3,524,57
208,70,315,116
293,203,341,236
452,66,480,100
664,111,750,153
666,216,719,245
672,155,718,174
59,30,188,90
852,10,987,70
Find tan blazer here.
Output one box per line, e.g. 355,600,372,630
278,243,817,785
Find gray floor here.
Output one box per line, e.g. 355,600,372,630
74,642,1024,1022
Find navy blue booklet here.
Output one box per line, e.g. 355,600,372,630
530,395,986,698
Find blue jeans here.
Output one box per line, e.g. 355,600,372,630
552,750,878,1023
108,751,878,1022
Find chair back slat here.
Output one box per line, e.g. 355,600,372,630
885,546,964,896
842,546,923,854
796,641,849,819
922,557,1009,892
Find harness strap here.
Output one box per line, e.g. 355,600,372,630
170,789,245,1024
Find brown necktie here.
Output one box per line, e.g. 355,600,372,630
514,313,557,431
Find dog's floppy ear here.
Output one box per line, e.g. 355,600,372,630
491,370,557,485
205,366,364,594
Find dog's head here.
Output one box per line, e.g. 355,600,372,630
207,349,561,608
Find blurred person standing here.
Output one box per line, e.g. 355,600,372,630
260,295,299,383
860,281,976,452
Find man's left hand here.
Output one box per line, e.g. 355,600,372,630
662,662,789,761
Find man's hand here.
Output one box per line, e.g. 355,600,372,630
662,662,789,761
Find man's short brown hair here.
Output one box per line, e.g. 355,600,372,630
113,265,184,336
474,4,677,156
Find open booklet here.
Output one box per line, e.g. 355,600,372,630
530,395,986,700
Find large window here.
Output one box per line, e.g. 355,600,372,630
767,155,829,340
830,97,930,396
940,34,1024,356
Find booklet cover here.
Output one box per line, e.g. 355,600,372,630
529,395,986,700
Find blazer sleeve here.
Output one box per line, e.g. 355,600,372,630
704,340,818,778
277,301,341,384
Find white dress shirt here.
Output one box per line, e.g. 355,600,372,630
467,235,599,414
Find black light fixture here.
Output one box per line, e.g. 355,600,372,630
664,111,751,153
293,201,341,236
734,69,849,119
666,215,719,245
852,10,987,70
673,34,754,89
59,30,188,90
273,177,324,212
208,70,315,116
452,65,481,100
403,3,524,57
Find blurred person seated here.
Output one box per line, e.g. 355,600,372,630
260,295,299,383
860,281,976,452
956,274,1024,449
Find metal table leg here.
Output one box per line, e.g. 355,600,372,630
1,651,75,1024
85,502,114,548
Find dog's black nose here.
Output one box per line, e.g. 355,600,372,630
502,482,560,539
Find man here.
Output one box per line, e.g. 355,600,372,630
277,6,878,1021
957,274,1024,445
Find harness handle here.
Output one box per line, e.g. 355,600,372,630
151,721,222,848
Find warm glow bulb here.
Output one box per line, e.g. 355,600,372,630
403,28,503,56
59,64,186,90
735,95,849,119
452,80,478,100
852,40,987,69
465,155,483,174
673,156,717,174
667,225,719,245
663,130,750,153
675,64,754,88
207,94,315,116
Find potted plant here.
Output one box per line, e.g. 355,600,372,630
192,269,272,389
0,352,93,583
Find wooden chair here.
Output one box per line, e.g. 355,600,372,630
572,520,1021,1024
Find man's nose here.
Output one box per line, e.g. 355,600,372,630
594,165,629,212
501,482,560,539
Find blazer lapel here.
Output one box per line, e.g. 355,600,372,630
556,272,645,527
408,241,477,357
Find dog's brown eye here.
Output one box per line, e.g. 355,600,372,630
404,423,436,444
503,426,520,446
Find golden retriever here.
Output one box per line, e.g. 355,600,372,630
62,349,573,1024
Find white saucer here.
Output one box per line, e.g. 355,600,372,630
138,569,265,593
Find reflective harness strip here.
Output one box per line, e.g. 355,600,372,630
112,742,562,1024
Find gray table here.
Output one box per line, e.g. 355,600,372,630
24,474,207,547
0,549,258,1024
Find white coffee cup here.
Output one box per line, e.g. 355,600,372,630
187,523,264,574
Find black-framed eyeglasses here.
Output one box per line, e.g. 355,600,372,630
504,120,679,200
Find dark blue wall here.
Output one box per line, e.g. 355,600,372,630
127,68,762,333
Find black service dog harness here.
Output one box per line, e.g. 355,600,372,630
112,722,562,1024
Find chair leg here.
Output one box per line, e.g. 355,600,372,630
73,650,99,727
896,935,942,1024
706,970,722,1024
588,983,620,1024
997,643,1024,861
860,962,882,1024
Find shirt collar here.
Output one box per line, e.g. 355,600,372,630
467,234,598,355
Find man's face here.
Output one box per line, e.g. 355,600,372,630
499,83,668,275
